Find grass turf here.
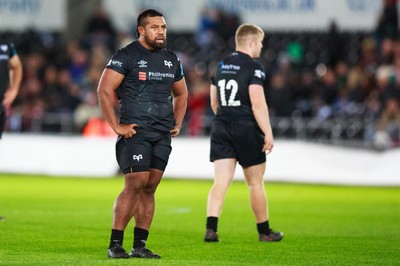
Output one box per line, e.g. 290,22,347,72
0,174,399,265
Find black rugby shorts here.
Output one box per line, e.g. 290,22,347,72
210,119,266,167
0,110,5,139
116,128,172,173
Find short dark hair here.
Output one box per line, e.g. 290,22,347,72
136,9,164,37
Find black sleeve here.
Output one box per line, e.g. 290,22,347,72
105,49,129,76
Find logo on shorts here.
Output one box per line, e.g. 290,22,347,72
133,154,143,161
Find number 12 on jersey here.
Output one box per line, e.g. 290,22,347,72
218,79,241,107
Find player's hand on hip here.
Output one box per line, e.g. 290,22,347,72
170,125,181,137
115,123,139,138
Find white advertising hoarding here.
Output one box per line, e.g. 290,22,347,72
103,0,384,32
0,0,66,31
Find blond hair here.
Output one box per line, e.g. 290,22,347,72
235,23,264,47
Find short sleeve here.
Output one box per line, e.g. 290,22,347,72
210,62,219,86
249,63,266,86
106,49,129,76
8,42,17,57
174,57,184,82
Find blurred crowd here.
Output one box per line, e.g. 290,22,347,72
2,1,400,149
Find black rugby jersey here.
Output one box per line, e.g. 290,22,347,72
0,40,17,102
211,51,266,121
106,41,184,132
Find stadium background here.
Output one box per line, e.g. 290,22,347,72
0,0,399,185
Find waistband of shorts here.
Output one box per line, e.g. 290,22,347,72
215,114,256,122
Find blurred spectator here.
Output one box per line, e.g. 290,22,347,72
345,63,368,105
84,6,117,51
313,67,338,121
375,65,399,105
286,41,304,67
215,10,241,45
73,90,102,132
293,71,314,117
266,72,294,117
79,44,110,96
186,77,209,136
393,41,400,87
46,69,81,113
360,37,377,70
335,61,348,92
374,97,400,149
327,21,345,68
378,38,395,65
195,7,219,54
68,45,89,84
375,0,399,42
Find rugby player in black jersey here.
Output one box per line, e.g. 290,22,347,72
0,37,22,223
204,24,283,243
97,9,188,259
0,37,22,139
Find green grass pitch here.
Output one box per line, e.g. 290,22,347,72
0,174,399,265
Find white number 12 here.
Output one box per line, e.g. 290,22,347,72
217,79,241,106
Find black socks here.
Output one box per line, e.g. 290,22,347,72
133,227,149,248
206,216,219,232
109,229,124,248
109,227,150,249
257,220,270,235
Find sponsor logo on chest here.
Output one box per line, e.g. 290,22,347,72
138,60,147,67
137,59,175,81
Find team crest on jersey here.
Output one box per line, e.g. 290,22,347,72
164,60,173,68
0,45,8,52
138,60,147,67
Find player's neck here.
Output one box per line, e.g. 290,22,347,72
138,38,155,51
236,48,254,58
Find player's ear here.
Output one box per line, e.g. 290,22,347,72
137,26,145,36
248,38,255,48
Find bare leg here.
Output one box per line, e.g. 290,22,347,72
207,158,237,217
134,168,163,229
243,162,268,223
112,172,149,230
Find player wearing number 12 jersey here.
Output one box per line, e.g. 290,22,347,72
204,23,283,243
